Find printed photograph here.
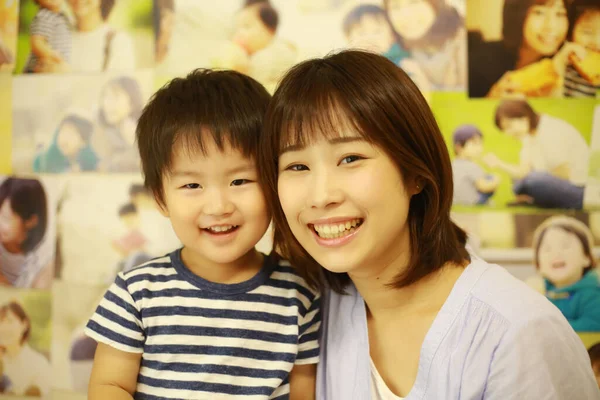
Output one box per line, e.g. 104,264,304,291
0,288,52,397
16,0,154,74
12,70,153,174
0,75,11,175
433,92,596,210
467,0,600,98
0,175,62,289
0,0,19,73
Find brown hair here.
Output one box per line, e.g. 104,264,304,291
0,302,31,345
502,0,569,52
136,69,271,206
494,99,540,131
567,0,600,41
533,216,596,275
259,50,469,292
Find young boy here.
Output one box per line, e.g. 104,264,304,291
451,124,499,206
556,1,600,97
23,0,71,73
85,69,320,400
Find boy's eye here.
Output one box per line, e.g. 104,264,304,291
182,183,201,189
340,155,363,165
286,164,308,172
231,179,250,186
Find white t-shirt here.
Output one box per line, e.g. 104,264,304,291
520,114,589,186
3,345,51,396
70,24,135,72
370,358,404,400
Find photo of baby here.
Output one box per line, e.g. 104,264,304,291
529,216,600,332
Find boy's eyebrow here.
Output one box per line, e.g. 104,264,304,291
281,136,365,154
170,164,255,178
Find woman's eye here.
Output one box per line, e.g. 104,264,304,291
340,155,363,164
231,179,250,186
182,183,201,189
286,164,308,172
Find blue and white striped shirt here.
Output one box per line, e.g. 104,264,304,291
85,250,321,399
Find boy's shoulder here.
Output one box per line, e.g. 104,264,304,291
261,252,320,299
118,252,177,286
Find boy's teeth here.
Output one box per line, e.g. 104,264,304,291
313,219,361,238
208,225,235,232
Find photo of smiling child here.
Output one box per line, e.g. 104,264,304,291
531,216,600,332
451,124,500,206
22,0,71,74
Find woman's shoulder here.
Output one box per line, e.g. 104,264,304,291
465,259,566,326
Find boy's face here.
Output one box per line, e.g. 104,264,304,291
57,122,85,157
573,10,600,52
232,6,275,55
38,0,63,12
538,227,589,288
159,139,270,267
347,14,395,54
500,117,530,139
457,135,483,159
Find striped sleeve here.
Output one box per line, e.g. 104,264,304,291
84,273,145,353
30,9,54,38
295,292,321,365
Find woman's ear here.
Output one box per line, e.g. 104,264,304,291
411,177,425,196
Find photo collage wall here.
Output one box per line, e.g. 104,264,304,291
0,0,599,398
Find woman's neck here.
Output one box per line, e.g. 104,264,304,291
351,258,465,320
516,44,542,69
76,13,103,32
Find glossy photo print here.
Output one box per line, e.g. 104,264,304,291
453,210,600,335
584,105,600,208
0,75,11,175
0,0,19,73
433,92,596,210
467,0,600,98
16,0,153,74
0,288,52,398
12,70,153,174
0,175,62,290
55,175,180,286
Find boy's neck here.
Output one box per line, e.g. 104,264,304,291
181,247,264,285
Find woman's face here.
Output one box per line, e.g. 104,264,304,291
0,309,27,348
277,130,414,278
57,121,85,157
522,1,568,56
499,116,530,139
538,227,590,288
102,84,132,126
573,10,600,52
347,15,396,54
386,0,436,41
0,199,30,250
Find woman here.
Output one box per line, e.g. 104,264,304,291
93,76,144,172
0,178,52,289
483,99,589,209
0,301,51,396
468,0,569,98
383,0,466,91
258,50,599,398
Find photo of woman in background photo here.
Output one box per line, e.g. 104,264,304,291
93,76,144,172
468,0,570,98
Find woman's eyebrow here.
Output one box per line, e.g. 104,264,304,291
280,136,365,155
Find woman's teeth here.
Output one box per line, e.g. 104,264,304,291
313,219,362,239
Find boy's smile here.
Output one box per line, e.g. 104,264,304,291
159,139,270,277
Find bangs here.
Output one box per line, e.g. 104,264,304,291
272,65,377,155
